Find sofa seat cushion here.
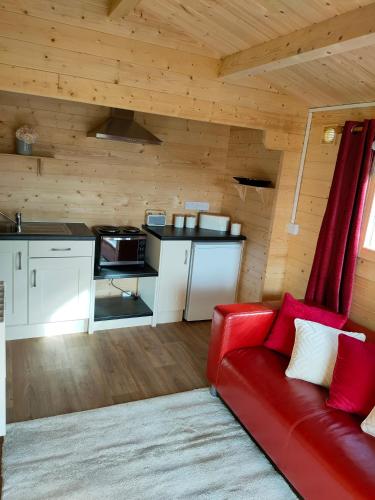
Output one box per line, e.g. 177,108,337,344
216,346,375,499
283,405,375,499
216,346,330,467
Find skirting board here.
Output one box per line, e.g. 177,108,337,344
92,316,153,332
6,319,89,341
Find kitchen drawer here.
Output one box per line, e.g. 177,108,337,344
29,240,93,258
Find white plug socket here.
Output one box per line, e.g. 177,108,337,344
184,201,210,211
287,223,300,235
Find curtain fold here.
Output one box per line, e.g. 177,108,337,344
305,119,375,315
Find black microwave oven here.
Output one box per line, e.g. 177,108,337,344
93,226,146,269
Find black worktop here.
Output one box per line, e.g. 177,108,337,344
142,225,246,241
94,263,158,280
0,222,95,240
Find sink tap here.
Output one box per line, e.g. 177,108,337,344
15,212,22,233
0,210,22,232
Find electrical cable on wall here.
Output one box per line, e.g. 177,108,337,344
110,279,139,300
289,102,375,237
110,279,132,297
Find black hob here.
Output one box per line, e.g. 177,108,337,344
94,225,141,235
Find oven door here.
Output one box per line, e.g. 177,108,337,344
99,237,144,266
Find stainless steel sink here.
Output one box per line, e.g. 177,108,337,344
0,222,72,235
0,222,17,234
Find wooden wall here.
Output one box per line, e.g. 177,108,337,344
262,142,303,300
0,91,230,225
0,1,310,304
0,90,231,296
0,90,301,303
0,3,307,133
222,128,281,301
284,108,375,329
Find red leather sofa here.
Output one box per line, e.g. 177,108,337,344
206,302,375,499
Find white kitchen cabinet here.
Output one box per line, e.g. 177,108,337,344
153,239,191,323
29,257,92,324
0,241,28,325
0,236,95,340
144,227,245,326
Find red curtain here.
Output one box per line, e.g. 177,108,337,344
305,119,375,315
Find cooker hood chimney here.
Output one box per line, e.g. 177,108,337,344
87,108,162,145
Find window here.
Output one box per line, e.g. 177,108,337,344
360,156,375,261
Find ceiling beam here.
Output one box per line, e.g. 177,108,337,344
108,0,141,18
219,3,375,80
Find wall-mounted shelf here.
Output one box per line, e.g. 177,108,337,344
0,153,55,176
233,183,274,204
0,153,54,159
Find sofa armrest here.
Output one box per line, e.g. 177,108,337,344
206,303,278,385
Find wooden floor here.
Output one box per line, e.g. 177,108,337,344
6,321,211,423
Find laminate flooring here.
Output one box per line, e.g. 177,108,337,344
6,321,211,423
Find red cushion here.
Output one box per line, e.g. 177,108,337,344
264,292,347,356
327,335,375,416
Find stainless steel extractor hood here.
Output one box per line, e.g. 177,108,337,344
87,108,162,145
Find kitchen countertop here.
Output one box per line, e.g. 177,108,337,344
0,222,95,240
142,225,246,241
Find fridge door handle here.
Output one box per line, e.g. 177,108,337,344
184,249,188,265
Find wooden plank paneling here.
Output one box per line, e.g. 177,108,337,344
0,90,229,230
284,108,375,329
0,5,307,132
252,45,375,106
0,65,59,98
220,4,375,79
0,10,218,79
138,0,374,57
0,90,303,307
221,128,280,302
0,0,211,57
263,142,303,299
108,0,141,18
1,1,375,108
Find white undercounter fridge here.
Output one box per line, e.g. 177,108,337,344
184,242,243,321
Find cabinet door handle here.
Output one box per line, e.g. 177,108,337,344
184,249,188,265
51,247,72,251
17,251,22,270
32,269,37,288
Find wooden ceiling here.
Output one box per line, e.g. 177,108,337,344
263,45,375,106
1,0,375,108
125,0,375,107
132,0,372,58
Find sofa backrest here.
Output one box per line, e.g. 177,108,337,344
345,319,375,343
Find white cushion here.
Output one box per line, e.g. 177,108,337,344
361,407,375,437
285,319,366,388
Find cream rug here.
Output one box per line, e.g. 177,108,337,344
3,389,296,500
